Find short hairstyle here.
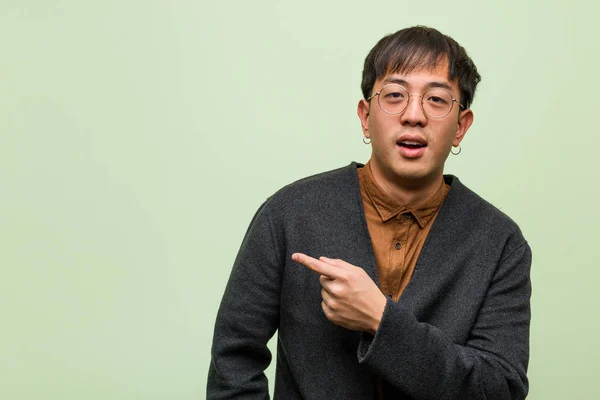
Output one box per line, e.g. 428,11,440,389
361,26,481,109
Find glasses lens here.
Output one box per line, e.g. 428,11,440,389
378,84,409,114
422,88,454,118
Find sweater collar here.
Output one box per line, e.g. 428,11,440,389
356,161,451,228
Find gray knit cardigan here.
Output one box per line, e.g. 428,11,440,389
208,162,531,400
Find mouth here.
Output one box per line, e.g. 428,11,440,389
397,140,427,149
396,137,427,158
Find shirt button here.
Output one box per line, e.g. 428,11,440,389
394,241,402,250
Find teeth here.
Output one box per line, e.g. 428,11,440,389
400,141,425,146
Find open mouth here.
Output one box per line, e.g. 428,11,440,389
398,141,426,149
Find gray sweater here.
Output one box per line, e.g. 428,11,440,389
208,163,531,399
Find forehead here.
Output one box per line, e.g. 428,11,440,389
378,61,457,91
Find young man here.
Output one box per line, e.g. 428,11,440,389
208,26,531,399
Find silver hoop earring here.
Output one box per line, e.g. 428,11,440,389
363,137,371,145
451,145,462,155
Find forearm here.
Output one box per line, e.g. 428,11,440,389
207,292,277,399
358,242,531,399
358,300,528,399
207,333,272,399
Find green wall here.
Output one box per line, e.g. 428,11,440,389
2,1,598,398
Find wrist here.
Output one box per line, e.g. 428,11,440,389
369,293,386,335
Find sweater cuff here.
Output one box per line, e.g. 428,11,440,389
357,296,394,363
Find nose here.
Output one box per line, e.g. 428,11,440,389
400,95,427,127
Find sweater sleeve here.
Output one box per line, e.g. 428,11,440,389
207,201,282,399
357,238,532,400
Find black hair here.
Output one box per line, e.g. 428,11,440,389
361,26,481,109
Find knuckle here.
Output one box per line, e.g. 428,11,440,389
327,299,338,312
329,285,342,297
321,302,333,318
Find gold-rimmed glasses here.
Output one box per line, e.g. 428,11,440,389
367,84,464,119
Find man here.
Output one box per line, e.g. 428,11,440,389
208,26,531,399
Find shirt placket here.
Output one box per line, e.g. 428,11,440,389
386,212,413,300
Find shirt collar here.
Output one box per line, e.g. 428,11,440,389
359,161,449,228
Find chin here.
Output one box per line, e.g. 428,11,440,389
391,165,438,184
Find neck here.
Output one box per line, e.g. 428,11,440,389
368,161,444,207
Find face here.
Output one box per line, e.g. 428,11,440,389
357,60,474,190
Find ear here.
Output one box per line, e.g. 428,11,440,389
357,99,370,138
453,108,474,147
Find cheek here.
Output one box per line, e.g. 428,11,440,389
429,125,458,154
368,113,395,137
439,122,460,144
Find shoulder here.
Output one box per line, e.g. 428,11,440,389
261,162,362,216
443,175,526,243
279,162,360,194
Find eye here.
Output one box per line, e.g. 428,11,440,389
385,91,404,99
426,95,449,105
382,90,407,105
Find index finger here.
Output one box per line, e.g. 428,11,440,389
292,253,344,279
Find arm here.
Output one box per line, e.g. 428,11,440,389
295,237,531,399
207,202,282,399
357,240,532,399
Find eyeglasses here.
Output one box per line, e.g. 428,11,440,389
367,84,464,119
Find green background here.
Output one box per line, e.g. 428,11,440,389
1,1,598,398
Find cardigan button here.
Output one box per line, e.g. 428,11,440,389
394,241,402,250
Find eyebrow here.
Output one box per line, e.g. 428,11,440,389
382,77,454,91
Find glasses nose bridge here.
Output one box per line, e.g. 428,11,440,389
404,93,426,114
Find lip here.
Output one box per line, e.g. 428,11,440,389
397,134,427,146
397,134,427,158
